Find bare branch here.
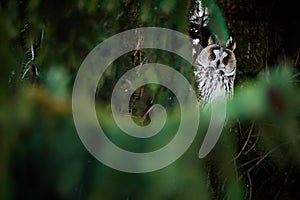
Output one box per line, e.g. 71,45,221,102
218,121,255,174
247,171,252,200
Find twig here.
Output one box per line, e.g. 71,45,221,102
264,34,269,76
295,50,299,66
273,167,292,200
218,121,255,174
141,105,155,123
237,122,255,158
289,72,300,80
239,142,288,181
244,130,260,155
248,143,286,172
239,157,260,168
247,171,252,200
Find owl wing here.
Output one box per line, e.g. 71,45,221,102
194,63,234,109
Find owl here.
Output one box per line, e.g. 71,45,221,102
189,0,237,109
194,36,237,108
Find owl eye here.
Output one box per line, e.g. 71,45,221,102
208,54,216,61
222,58,229,65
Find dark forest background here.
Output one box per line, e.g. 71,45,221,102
1,0,300,199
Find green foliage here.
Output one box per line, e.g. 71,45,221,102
1,0,300,199
203,0,229,43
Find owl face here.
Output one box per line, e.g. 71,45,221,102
193,36,237,108
196,37,236,77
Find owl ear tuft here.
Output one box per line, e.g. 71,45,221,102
226,36,236,51
208,34,219,45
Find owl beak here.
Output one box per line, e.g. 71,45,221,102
218,70,225,76
216,60,221,69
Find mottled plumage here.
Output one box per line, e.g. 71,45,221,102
194,39,236,108
189,0,237,109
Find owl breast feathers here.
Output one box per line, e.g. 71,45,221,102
194,36,237,108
